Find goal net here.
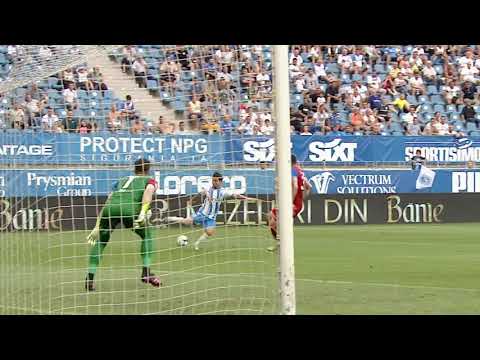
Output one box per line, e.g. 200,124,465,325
0,45,285,314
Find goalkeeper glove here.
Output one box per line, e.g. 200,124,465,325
134,203,151,229
87,216,101,246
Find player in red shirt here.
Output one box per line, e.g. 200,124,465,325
267,154,311,252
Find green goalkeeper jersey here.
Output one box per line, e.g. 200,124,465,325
104,176,158,217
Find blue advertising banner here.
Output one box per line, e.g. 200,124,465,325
235,135,480,164
3,133,480,165
1,168,480,197
0,133,224,165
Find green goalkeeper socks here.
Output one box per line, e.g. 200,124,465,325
87,230,110,275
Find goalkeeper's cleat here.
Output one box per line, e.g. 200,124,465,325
141,273,162,287
85,277,96,292
193,240,200,251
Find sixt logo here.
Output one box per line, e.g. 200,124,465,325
243,139,275,162
308,139,358,162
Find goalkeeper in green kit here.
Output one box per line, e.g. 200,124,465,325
85,158,161,291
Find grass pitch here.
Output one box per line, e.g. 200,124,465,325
1,223,480,314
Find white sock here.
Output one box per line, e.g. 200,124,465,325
166,216,184,222
194,233,209,249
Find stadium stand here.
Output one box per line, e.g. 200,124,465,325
1,45,480,136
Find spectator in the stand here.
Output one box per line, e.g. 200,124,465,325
132,56,147,88
392,94,410,114
410,149,426,170
53,121,64,133
77,119,93,134
188,94,202,119
313,58,327,83
153,116,170,134
366,71,382,91
22,94,42,127
446,124,458,136
289,58,302,79
368,90,383,110
130,118,144,134
259,118,274,135
175,121,187,134
300,125,312,136
189,114,200,130
220,114,233,135
443,80,461,106
437,115,449,135
462,81,477,103
41,108,59,132
62,83,78,108
460,63,479,84
304,69,318,90
350,108,363,128
326,80,340,110
8,104,26,129
406,117,422,136
382,74,397,96
237,116,256,135
77,67,93,91
122,95,136,120
401,105,417,128
121,45,137,73
107,105,119,130
409,72,425,96
61,68,75,89
422,61,438,87
63,110,79,132
394,73,408,94
461,99,478,127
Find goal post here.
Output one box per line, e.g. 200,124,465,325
0,44,296,315
272,45,296,315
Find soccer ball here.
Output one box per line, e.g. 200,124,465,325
177,235,188,247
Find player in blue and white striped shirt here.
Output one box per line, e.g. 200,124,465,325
163,172,252,250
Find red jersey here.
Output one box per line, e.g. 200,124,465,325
292,164,305,210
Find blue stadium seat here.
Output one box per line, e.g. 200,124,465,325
103,90,114,99
406,95,418,105
392,131,404,136
466,122,477,132
417,95,429,104
469,130,480,137
351,74,362,82
449,113,460,122
421,113,433,122
427,85,439,95
430,94,443,105
419,104,433,113
147,79,159,90
390,122,403,132
446,104,457,113
48,77,59,88
174,100,186,112
374,64,386,74
0,53,6,64
433,104,445,113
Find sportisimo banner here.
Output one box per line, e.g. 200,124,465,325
2,133,480,165
2,168,480,197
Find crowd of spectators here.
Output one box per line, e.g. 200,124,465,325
2,45,480,137
288,45,480,136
